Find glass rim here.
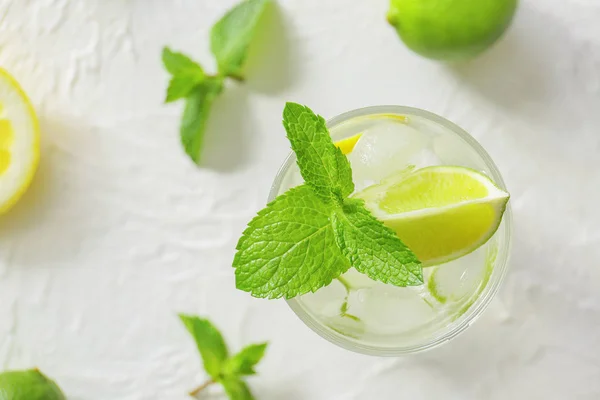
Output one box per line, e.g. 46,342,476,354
269,105,512,356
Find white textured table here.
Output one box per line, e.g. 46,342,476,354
1,1,599,399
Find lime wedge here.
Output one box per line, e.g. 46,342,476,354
355,166,509,266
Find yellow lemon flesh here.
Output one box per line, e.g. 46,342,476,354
335,133,362,155
334,115,407,155
0,69,40,214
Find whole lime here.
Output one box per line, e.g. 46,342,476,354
387,0,518,61
0,369,66,400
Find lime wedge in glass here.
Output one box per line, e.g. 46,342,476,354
356,165,509,266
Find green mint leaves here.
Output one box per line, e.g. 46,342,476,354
162,0,272,164
233,103,423,299
179,78,224,163
162,48,207,102
180,314,267,399
283,103,354,203
211,0,272,79
180,314,229,379
220,377,254,400
332,198,422,286
0,369,66,400
234,185,351,298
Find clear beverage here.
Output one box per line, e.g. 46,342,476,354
270,106,511,355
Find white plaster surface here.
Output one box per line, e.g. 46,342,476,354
0,0,599,399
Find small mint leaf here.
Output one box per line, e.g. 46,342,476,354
332,198,423,287
162,47,205,77
223,342,268,376
0,369,66,400
165,75,204,103
282,103,354,203
162,48,206,103
179,314,229,380
233,185,350,299
221,377,254,400
210,0,271,79
180,77,224,164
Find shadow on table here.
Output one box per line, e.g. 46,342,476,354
199,85,254,172
0,131,56,233
200,3,298,172
0,116,65,234
362,212,600,396
252,384,305,400
244,2,297,95
450,2,600,136
0,117,103,268
190,385,302,400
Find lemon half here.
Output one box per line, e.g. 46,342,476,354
0,68,40,215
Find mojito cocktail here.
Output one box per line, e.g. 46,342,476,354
234,104,510,355
270,106,511,354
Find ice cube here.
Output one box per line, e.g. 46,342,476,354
325,313,366,339
347,120,435,190
426,244,490,303
300,279,347,318
338,268,377,290
433,133,481,168
357,283,437,334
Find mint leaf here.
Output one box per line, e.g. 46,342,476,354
223,343,268,376
0,369,66,400
210,0,271,79
179,314,229,379
166,75,205,103
233,185,351,299
283,103,354,203
221,377,254,400
332,198,423,286
162,47,205,76
162,48,206,103
180,77,224,164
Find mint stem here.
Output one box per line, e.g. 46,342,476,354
189,379,215,397
336,276,352,292
336,277,362,322
226,73,245,82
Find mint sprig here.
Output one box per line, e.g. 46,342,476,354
180,314,267,399
233,103,423,299
163,0,272,164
